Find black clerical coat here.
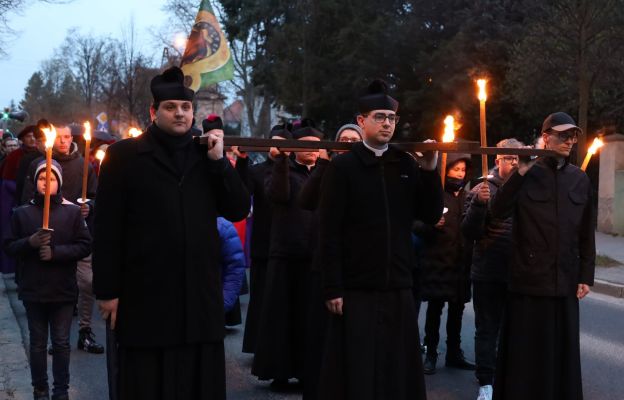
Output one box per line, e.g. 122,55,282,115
93,125,250,347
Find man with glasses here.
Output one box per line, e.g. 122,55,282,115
461,138,524,400
490,112,595,400
318,79,443,400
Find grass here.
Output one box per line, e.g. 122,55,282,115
596,254,624,268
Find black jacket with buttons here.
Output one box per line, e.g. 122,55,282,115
319,143,444,300
490,157,595,297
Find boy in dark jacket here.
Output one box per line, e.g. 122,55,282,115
5,159,92,400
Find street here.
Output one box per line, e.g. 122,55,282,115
8,279,624,400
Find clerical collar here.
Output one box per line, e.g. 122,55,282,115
295,160,314,170
363,141,388,157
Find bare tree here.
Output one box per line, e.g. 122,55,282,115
0,0,74,55
61,29,108,114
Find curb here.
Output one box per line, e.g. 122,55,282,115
0,275,31,400
592,278,624,298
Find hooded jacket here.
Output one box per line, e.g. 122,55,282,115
218,217,246,312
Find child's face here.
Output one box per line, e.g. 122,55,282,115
37,172,58,195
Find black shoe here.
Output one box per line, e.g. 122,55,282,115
33,388,49,400
445,349,476,370
52,395,69,400
77,327,104,354
423,354,437,375
48,346,53,355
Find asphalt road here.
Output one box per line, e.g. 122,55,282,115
9,280,624,400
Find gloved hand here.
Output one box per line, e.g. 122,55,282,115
413,139,438,171
29,229,51,248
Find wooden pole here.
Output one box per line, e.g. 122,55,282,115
81,137,91,202
42,147,53,229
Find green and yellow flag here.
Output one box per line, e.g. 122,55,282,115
180,0,234,91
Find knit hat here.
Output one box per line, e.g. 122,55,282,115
357,79,399,114
335,124,363,141
202,114,223,133
34,159,63,188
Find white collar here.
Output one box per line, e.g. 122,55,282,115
363,141,388,157
295,160,314,170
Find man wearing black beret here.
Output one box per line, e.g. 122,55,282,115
93,66,250,399
318,79,443,400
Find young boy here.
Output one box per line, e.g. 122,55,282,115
4,159,91,400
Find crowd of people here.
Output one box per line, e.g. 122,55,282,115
0,65,596,400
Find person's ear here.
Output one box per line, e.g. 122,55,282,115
356,115,365,128
149,106,157,121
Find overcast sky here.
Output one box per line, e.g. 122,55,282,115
0,0,173,109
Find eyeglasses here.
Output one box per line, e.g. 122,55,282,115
338,137,361,143
548,129,579,143
498,156,519,164
366,113,400,124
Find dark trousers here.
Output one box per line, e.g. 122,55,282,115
424,300,464,356
23,301,74,396
473,280,507,386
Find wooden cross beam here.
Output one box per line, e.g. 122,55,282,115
195,136,558,157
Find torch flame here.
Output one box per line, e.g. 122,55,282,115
83,121,91,141
95,149,106,162
477,79,487,102
128,127,142,138
588,137,604,155
42,125,57,149
443,115,456,143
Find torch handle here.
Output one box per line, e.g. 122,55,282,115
580,153,592,172
42,149,53,230
81,139,90,202
479,101,488,180
440,153,448,190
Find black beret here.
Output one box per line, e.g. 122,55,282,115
269,123,293,139
292,118,324,140
202,114,223,133
357,79,399,114
151,67,195,103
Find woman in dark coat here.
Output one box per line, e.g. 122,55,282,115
418,153,475,374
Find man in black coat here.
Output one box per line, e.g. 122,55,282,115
251,120,323,388
318,80,443,400
236,124,293,354
461,138,523,400
93,66,250,400
490,112,595,400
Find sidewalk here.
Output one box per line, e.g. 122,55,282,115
0,275,31,400
594,231,624,298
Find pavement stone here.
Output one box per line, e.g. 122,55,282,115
0,275,31,400
594,231,624,298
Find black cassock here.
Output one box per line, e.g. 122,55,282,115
494,294,583,400
252,156,316,381
93,125,250,400
318,143,444,400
